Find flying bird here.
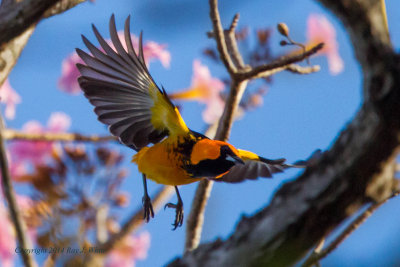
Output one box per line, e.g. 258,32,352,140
76,15,307,229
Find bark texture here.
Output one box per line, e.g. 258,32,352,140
169,0,400,266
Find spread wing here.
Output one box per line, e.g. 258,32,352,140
76,15,189,150
215,149,321,183
216,158,291,183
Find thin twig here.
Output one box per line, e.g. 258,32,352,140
0,116,37,267
225,13,246,69
247,64,320,79
95,204,109,244
286,64,321,74
209,0,237,76
185,123,218,252
215,80,248,141
303,238,325,267
185,177,214,253
185,23,250,255
185,80,248,253
170,0,400,265
3,129,117,142
186,0,241,253
83,186,174,267
236,43,324,81
185,0,322,256
228,13,240,33
302,191,400,267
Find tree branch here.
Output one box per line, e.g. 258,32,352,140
0,26,35,86
208,0,237,75
185,1,251,253
215,80,248,141
235,43,323,81
185,178,214,253
0,0,88,86
3,129,117,143
302,190,400,267
84,186,174,266
169,0,400,266
206,13,247,70
225,13,246,69
0,0,15,8
42,0,86,18
286,64,321,74
0,116,37,267
0,0,60,46
185,0,323,255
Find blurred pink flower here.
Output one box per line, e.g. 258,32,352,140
6,150,27,180
9,162,27,179
0,193,36,267
10,112,71,166
59,33,170,94
0,79,21,120
58,52,84,95
0,203,15,267
106,231,150,267
244,87,268,111
142,41,171,68
306,14,344,75
47,112,71,132
112,33,171,68
170,60,225,124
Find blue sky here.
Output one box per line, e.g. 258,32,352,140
4,0,400,266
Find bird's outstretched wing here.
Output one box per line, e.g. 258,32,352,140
216,149,321,183
216,157,290,183
76,15,189,150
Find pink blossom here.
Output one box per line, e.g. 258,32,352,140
306,14,344,75
112,33,171,68
47,112,71,132
244,87,268,111
0,194,36,267
106,232,150,267
9,112,71,167
142,41,171,68
0,203,15,267
0,79,21,120
59,33,170,94
6,150,27,180
58,52,84,94
170,60,225,124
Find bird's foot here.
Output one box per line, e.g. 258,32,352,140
142,195,154,222
164,201,184,230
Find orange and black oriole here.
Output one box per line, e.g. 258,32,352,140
76,15,304,229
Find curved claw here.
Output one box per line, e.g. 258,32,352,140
142,195,154,222
164,202,184,230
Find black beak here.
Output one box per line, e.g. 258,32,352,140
227,154,245,165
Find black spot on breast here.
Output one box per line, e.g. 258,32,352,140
172,131,206,157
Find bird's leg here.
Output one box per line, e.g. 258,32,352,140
142,174,154,222
164,186,184,230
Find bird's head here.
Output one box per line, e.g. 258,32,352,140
187,139,244,178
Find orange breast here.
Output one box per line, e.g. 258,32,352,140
132,140,202,185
